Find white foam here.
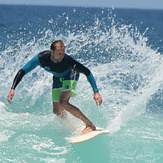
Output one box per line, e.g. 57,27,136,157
0,130,15,143
0,9,162,135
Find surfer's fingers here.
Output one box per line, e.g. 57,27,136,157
7,95,12,104
95,96,102,106
97,98,102,106
95,100,98,106
98,98,102,105
7,89,15,104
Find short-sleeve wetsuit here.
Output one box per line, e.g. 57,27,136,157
11,51,99,100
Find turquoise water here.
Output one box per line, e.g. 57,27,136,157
0,5,163,162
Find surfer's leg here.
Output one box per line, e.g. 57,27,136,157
52,87,66,117
53,102,63,116
59,90,96,133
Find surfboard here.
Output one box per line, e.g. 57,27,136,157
67,126,110,144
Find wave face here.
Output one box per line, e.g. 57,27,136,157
0,5,163,162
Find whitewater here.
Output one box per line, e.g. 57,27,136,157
0,5,162,162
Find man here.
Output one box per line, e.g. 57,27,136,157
7,40,102,135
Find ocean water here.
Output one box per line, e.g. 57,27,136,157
0,4,163,163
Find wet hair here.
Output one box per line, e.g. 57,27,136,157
50,40,65,51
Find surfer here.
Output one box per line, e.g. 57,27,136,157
7,40,102,134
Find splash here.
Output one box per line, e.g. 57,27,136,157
0,8,162,132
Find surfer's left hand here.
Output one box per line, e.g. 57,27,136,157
94,92,102,106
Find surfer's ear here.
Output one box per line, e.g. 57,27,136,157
50,50,53,53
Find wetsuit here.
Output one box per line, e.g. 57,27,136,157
11,51,99,95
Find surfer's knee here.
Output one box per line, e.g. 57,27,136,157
53,108,61,116
59,101,67,109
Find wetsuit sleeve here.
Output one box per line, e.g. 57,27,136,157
71,59,99,93
11,69,25,89
22,55,40,74
86,72,99,93
11,55,40,89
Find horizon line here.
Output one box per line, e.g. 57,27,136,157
0,3,163,11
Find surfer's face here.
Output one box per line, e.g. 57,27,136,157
51,46,65,63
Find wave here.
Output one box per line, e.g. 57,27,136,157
0,8,162,134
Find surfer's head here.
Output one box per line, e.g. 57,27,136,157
50,40,65,63
50,40,65,52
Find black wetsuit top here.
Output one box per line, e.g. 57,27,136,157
11,50,99,93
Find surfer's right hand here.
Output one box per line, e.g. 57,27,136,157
7,89,15,104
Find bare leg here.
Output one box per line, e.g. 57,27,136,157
59,90,96,134
53,102,67,117
53,102,62,115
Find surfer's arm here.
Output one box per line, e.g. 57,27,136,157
86,72,102,105
71,60,99,93
8,69,24,103
11,69,25,90
71,59,102,105
86,71,99,93
11,55,40,90
8,55,40,103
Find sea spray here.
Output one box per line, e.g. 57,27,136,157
0,6,162,162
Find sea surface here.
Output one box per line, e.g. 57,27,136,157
0,4,163,163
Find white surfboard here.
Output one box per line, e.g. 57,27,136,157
67,126,110,144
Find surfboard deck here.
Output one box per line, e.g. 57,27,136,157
67,126,110,144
